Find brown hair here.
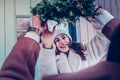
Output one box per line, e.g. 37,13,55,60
71,42,87,60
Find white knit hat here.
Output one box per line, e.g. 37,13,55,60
47,20,72,41
54,28,72,42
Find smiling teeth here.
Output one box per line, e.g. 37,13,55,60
60,44,67,48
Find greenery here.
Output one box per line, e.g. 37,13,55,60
31,0,96,26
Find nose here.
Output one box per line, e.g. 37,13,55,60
59,39,65,44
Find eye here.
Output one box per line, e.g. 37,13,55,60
54,38,60,43
62,35,67,39
62,36,66,39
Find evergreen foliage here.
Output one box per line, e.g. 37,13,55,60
31,0,96,26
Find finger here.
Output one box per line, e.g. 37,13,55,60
45,22,49,31
36,14,39,17
52,26,56,33
41,22,48,33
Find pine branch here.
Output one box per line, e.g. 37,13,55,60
31,0,96,26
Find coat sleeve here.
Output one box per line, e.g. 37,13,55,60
0,37,40,80
94,9,120,39
36,44,58,78
84,30,110,62
85,10,120,62
102,18,120,39
84,10,114,61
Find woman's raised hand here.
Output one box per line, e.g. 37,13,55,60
41,22,56,48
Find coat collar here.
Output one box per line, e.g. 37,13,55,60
56,49,81,73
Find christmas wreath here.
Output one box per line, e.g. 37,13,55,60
31,0,97,26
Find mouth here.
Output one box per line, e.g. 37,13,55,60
60,44,69,48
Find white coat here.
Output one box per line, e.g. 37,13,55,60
34,10,113,80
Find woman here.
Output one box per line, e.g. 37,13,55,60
35,8,114,79
43,21,120,80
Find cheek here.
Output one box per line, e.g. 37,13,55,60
66,39,71,46
55,43,60,48
68,40,71,46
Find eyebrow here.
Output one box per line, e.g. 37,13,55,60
54,34,66,40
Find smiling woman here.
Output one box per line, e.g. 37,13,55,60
42,20,120,80
35,7,114,80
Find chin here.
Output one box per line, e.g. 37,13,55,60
60,49,69,53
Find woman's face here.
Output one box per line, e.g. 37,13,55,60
54,34,71,53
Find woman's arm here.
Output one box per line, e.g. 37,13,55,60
0,15,42,80
35,21,58,79
84,8,114,62
0,37,40,80
94,8,120,39
35,44,58,79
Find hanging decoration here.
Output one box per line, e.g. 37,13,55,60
31,0,97,26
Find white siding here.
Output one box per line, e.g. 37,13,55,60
0,0,5,67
